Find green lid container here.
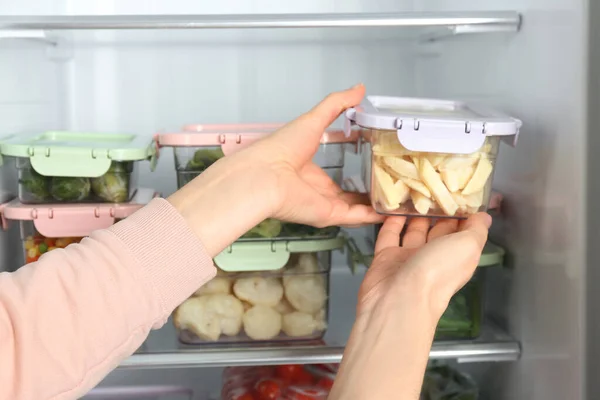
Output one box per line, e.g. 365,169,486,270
0,131,157,177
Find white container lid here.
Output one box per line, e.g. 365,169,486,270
344,96,522,154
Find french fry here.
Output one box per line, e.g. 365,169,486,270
401,177,432,198
427,153,447,169
419,158,459,216
373,163,403,210
462,157,493,195
382,156,420,181
439,155,478,171
411,190,433,215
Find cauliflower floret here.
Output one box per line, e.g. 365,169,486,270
284,274,327,314
282,311,320,337
242,305,282,340
233,277,283,306
173,294,244,341
194,277,232,296
173,296,220,341
283,253,321,285
207,293,244,336
273,298,295,315
314,308,328,331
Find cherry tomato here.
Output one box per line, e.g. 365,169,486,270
275,365,305,383
293,369,315,386
255,379,282,400
316,377,334,390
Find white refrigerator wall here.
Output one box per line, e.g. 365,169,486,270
414,1,588,399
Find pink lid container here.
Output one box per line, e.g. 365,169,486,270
158,123,359,156
0,188,158,238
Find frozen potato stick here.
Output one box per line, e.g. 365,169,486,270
462,157,493,195
439,155,478,171
452,191,484,208
427,153,447,169
419,158,459,216
457,165,475,190
440,169,461,193
382,156,420,180
410,190,433,215
374,163,403,210
401,177,431,198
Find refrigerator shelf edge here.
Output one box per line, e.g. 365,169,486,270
121,322,519,369
0,12,521,31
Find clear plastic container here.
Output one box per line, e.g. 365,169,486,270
173,237,345,345
434,242,504,340
0,131,156,204
344,96,522,218
0,189,158,264
422,365,479,400
159,124,357,241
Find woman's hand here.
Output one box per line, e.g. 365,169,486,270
168,84,383,256
329,214,491,400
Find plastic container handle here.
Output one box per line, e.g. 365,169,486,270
30,148,112,177
33,208,116,238
215,242,291,272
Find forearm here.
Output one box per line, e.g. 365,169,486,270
330,298,437,400
0,199,216,400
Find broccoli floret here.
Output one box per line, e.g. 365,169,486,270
242,218,282,238
50,177,91,202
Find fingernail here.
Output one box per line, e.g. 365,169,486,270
482,213,492,228
351,83,363,90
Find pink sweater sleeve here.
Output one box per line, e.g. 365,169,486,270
0,198,217,400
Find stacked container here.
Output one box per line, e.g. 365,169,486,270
344,96,521,218
0,131,157,264
0,188,157,264
158,124,355,344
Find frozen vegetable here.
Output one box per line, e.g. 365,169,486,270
91,172,129,202
283,274,327,314
50,177,91,202
20,170,50,201
242,305,282,340
174,293,244,341
185,148,224,171
436,290,479,339
233,277,284,307
372,133,494,217
24,235,82,264
242,218,282,239
282,311,326,337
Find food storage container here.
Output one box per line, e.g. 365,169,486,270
158,124,359,241
0,131,157,204
422,365,479,400
174,236,345,345
435,242,504,340
0,188,157,264
344,96,521,218
221,364,337,400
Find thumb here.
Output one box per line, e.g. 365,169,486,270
267,84,366,167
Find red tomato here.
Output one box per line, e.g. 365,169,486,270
316,377,334,390
275,365,305,382
255,379,282,400
293,369,315,386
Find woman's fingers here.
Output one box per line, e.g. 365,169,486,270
402,218,430,248
374,217,407,254
427,219,459,241
268,84,366,167
458,213,492,248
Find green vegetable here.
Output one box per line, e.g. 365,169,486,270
20,170,50,201
91,172,129,202
50,177,91,202
422,365,478,400
280,223,339,238
185,148,224,172
435,286,480,339
38,243,48,254
242,218,282,239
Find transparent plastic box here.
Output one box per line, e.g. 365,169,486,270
434,242,504,340
344,96,521,218
173,236,345,345
0,131,156,204
159,124,358,241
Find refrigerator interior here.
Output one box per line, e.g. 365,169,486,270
0,0,590,399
